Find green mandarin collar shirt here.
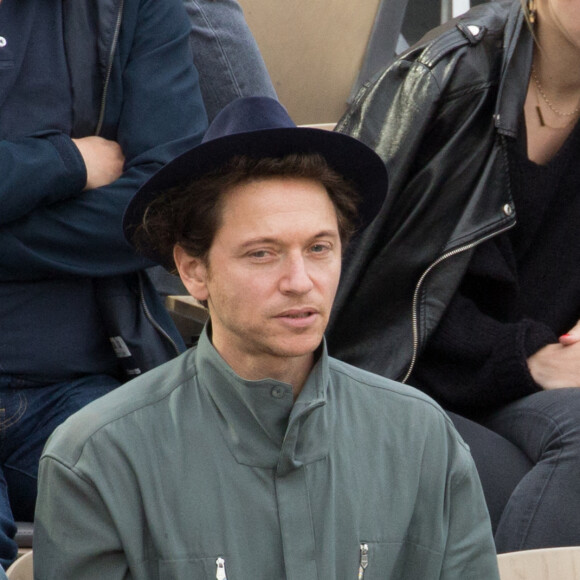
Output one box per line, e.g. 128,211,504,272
35,328,499,580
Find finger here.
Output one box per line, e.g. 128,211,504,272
559,323,580,345
559,334,580,345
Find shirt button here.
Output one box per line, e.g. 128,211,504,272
0,38,7,48
503,203,514,216
271,385,286,399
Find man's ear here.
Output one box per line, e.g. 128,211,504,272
173,245,209,302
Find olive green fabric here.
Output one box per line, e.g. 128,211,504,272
35,329,499,579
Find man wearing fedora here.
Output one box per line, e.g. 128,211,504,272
33,97,499,580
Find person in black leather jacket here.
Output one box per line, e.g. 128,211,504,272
328,0,580,552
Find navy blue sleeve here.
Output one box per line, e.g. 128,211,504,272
0,132,86,224
0,0,207,280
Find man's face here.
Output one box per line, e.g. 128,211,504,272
175,176,342,377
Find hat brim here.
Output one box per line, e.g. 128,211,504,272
123,126,388,265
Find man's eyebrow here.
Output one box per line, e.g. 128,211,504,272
239,231,339,249
238,237,279,249
311,230,340,241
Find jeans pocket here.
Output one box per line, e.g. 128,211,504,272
0,392,26,432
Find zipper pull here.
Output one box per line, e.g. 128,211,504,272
358,543,369,579
216,557,227,580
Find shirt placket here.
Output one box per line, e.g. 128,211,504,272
275,421,319,580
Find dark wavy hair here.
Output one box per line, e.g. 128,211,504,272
133,153,360,272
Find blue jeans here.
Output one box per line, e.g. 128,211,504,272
0,375,120,569
184,0,277,122
451,388,580,553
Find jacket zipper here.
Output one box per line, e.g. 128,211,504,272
93,4,180,360
358,543,369,579
96,0,124,135
215,557,227,580
402,222,515,384
138,273,181,357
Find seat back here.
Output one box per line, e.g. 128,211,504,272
237,0,476,124
237,0,400,124
497,546,580,580
6,551,33,580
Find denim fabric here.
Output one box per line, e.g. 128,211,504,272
481,388,580,552
447,411,533,538
0,375,120,569
452,388,580,553
184,0,277,123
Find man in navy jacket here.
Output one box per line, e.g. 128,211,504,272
0,0,207,567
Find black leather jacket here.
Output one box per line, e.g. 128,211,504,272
327,0,530,382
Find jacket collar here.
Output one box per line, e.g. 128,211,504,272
494,0,533,137
194,327,331,472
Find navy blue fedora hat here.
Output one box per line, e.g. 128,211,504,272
123,97,388,259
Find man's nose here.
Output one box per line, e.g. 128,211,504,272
279,254,314,294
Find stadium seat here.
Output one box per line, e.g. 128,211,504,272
497,546,580,580
6,551,33,580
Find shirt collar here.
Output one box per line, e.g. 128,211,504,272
194,326,331,470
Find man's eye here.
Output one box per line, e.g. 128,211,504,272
249,250,270,258
310,244,330,253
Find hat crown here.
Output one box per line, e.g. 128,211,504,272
202,97,296,144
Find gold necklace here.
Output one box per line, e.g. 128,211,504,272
532,65,580,128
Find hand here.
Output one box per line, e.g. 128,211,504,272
72,136,125,190
528,341,580,390
559,320,580,346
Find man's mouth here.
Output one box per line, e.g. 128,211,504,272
286,311,313,319
276,308,318,320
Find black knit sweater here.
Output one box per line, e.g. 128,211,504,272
411,120,580,418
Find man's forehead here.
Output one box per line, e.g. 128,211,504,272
215,177,340,241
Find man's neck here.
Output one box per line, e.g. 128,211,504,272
224,351,315,400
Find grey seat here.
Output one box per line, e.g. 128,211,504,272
14,522,33,550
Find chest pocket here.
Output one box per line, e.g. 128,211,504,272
356,541,443,579
158,555,227,579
